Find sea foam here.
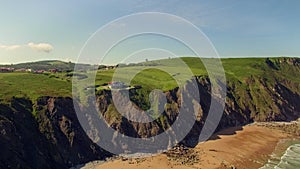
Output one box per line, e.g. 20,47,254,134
260,144,300,169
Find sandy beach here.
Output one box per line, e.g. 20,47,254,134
83,125,291,169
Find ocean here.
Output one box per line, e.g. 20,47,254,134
260,143,300,169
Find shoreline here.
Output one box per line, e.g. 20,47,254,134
259,138,300,168
79,121,299,169
192,125,291,169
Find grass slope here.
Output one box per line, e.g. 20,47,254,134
0,57,299,103
0,73,71,102
0,60,94,71
96,57,300,91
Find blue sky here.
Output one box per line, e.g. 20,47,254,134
0,0,300,64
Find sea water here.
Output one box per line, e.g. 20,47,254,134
260,144,300,169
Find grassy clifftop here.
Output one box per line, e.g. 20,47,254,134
0,73,72,102
95,57,299,89
0,57,299,102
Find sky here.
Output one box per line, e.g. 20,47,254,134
0,0,300,64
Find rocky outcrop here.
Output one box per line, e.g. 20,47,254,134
93,60,300,148
0,97,110,169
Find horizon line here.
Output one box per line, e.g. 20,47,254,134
0,55,299,65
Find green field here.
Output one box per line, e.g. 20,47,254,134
0,73,72,102
0,57,299,103
95,57,300,90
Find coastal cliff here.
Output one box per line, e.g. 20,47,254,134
0,97,110,169
95,59,300,147
0,57,299,168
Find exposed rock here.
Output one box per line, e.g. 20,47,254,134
0,97,111,169
164,145,199,165
94,74,300,149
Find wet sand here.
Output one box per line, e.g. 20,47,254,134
84,125,289,169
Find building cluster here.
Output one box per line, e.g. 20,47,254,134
108,81,127,89
0,67,60,74
0,67,15,72
105,65,117,70
98,65,117,70
15,68,32,72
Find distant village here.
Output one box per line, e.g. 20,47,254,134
0,67,61,74
0,64,118,74
0,64,138,90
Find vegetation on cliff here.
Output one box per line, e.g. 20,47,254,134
0,57,299,168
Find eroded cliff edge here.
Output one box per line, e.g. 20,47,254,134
0,58,299,168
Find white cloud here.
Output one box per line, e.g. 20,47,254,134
0,44,22,50
0,42,54,53
27,42,53,53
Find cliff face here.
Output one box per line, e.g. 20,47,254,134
95,58,300,147
96,76,300,147
0,97,110,169
0,58,299,168
0,98,55,169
